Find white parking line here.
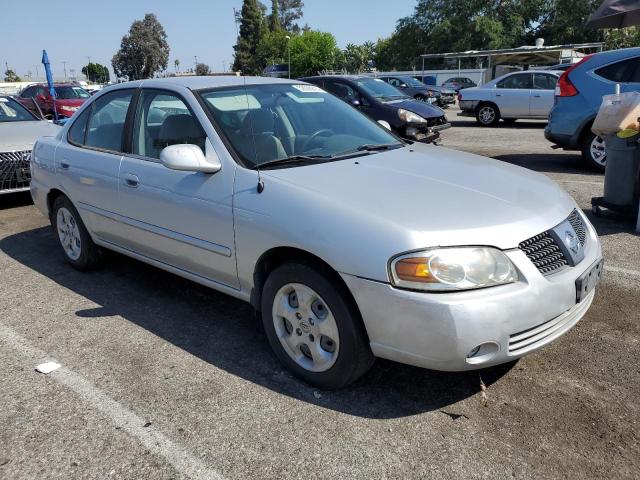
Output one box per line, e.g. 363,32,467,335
606,265,640,278
555,180,604,186
0,323,225,480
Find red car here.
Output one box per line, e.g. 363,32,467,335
17,83,91,119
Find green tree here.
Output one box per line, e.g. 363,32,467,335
289,30,340,77
278,0,304,32
195,63,211,76
174,59,180,72
256,29,290,68
533,0,603,45
233,0,267,74
82,62,110,83
4,69,21,82
112,13,170,80
604,27,640,50
269,0,281,31
342,42,376,73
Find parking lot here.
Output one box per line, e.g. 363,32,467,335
1,109,639,479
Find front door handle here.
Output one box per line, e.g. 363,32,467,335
533,94,541,98
60,161,70,170
123,173,139,188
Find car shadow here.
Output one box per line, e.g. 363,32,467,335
493,153,599,176
450,118,548,129
0,226,515,419
0,191,33,210
582,208,639,237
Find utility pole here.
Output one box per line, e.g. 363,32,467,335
194,56,198,70
62,61,68,81
233,8,240,37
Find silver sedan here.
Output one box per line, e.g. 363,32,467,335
30,77,603,388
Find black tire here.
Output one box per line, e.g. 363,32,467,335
51,195,104,271
581,130,606,172
475,103,500,127
261,263,374,389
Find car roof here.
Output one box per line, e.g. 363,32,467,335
301,75,368,81
108,76,305,92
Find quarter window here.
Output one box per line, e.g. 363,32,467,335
497,73,533,89
68,108,91,145
132,90,206,160
595,57,640,83
85,90,134,152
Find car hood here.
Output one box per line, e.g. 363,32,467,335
0,121,61,151
384,98,445,118
263,143,575,251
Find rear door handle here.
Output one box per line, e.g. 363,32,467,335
123,173,139,188
60,161,70,170
533,95,541,98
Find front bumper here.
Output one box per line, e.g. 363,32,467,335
406,121,451,143
340,213,602,371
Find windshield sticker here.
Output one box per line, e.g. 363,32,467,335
292,84,325,93
285,92,324,103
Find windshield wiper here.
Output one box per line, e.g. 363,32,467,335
256,154,330,170
356,143,402,152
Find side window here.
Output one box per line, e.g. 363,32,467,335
68,107,91,145
595,57,640,83
21,87,35,98
388,78,401,87
85,89,134,152
497,73,533,89
132,90,206,160
324,81,357,101
533,74,558,90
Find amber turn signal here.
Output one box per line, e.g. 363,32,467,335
394,257,435,283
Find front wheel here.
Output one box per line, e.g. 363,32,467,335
261,263,374,389
476,104,500,126
581,131,606,172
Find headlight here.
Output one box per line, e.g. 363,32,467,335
389,247,518,292
398,108,427,123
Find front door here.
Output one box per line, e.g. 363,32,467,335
494,73,533,117
118,89,238,288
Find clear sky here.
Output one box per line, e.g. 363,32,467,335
2,0,416,82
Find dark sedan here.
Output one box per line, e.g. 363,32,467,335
300,75,450,143
378,75,456,108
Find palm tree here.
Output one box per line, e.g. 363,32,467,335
174,59,180,73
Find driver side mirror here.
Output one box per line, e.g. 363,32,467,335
160,143,221,174
350,98,361,107
400,84,408,88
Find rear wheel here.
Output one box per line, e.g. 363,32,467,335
476,103,500,126
52,195,103,271
261,263,374,389
581,131,606,172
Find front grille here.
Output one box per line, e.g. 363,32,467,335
519,209,587,275
0,150,31,192
427,116,447,127
567,210,586,246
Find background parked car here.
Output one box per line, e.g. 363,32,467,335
263,64,289,78
442,77,477,92
459,70,561,126
378,75,456,108
17,83,91,119
0,95,60,194
545,47,640,171
301,75,450,143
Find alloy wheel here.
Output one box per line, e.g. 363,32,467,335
478,106,496,125
56,207,82,260
589,135,607,167
272,283,340,372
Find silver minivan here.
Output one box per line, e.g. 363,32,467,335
30,77,603,388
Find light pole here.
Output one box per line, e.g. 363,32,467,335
62,61,68,81
286,35,291,79
194,56,198,71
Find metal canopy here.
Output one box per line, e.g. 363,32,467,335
419,43,605,66
587,0,640,29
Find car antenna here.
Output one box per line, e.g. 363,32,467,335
241,71,265,194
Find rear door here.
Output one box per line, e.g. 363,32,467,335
530,73,558,117
56,88,135,245
494,73,533,117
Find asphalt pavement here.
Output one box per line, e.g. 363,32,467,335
1,109,638,479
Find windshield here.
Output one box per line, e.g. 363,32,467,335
0,97,38,122
354,78,408,101
399,76,426,88
199,83,402,168
55,86,91,99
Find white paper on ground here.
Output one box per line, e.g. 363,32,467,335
35,361,61,374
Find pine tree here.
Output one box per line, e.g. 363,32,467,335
270,0,281,31
232,0,267,74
